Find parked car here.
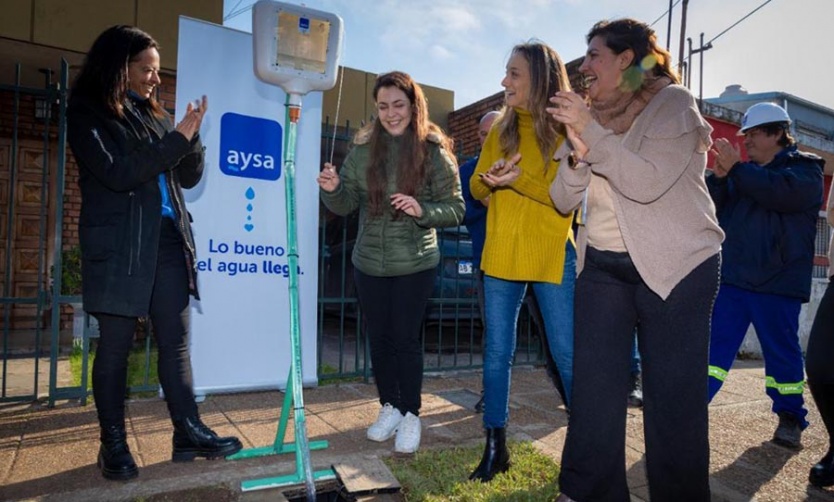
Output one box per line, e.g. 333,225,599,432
319,225,480,322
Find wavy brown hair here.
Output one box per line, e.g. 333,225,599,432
71,25,165,118
494,41,570,170
586,18,680,90
359,71,454,217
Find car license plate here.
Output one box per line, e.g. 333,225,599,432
458,260,473,275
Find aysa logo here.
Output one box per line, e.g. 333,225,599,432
219,112,282,181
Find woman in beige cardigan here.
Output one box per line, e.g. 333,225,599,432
548,19,723,502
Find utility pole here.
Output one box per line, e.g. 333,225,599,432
692,33,714,111
666,0,674,50
678,0,689,75
686,37,693,88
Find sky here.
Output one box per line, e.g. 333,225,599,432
223,0,834,112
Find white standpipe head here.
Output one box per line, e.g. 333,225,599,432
252,0,344,95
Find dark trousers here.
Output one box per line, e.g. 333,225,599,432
807,279,834,448
354,267,435,416
92,218,197,429
559,248,719,502
807,279,834,384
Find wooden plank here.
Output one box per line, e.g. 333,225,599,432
333,457,401,494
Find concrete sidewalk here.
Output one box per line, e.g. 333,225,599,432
1,360,833,501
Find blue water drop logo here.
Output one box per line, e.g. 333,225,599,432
244,187,256,231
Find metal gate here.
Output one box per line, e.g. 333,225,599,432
0,60,70,404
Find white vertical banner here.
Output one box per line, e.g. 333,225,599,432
176,17,321,393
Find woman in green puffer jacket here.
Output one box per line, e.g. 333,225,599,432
318,71,463,454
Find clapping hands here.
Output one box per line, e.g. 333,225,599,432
710,138,741,178
175,95,208,141
479,153,522,188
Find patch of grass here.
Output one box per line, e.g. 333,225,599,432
318,362,363,385
384,441,560,501
133,485,235,502
69,343,160,390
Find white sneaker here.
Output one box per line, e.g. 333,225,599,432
367,403,403,442
394,412,421,453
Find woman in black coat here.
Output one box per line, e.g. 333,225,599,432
67,25,241,481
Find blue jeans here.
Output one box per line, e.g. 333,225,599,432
482,243,575,428
631,331,641,375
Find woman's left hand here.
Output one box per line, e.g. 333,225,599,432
390,193,423,218
547,91,591,136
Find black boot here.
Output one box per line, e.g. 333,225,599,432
97,424,138,481
808,381,834,487
469,427,510,482
172,416,243,462
474,390,485,413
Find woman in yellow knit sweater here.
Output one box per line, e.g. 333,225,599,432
468,41,576,483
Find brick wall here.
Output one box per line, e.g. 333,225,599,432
157,73,177,112
447,91,504,161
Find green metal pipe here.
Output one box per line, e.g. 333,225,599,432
282,93,317,502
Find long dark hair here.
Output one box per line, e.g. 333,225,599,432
494,41,570,168
586,18,680,90
71,25,165,117
360,71,454,217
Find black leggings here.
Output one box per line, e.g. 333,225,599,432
559,249,719,502
92,218,197,428
354,267,435,416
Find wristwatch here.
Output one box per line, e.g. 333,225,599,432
567,152,591,169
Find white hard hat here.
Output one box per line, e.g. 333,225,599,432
737,102,791,135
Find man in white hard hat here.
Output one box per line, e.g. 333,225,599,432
706,102,825,449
